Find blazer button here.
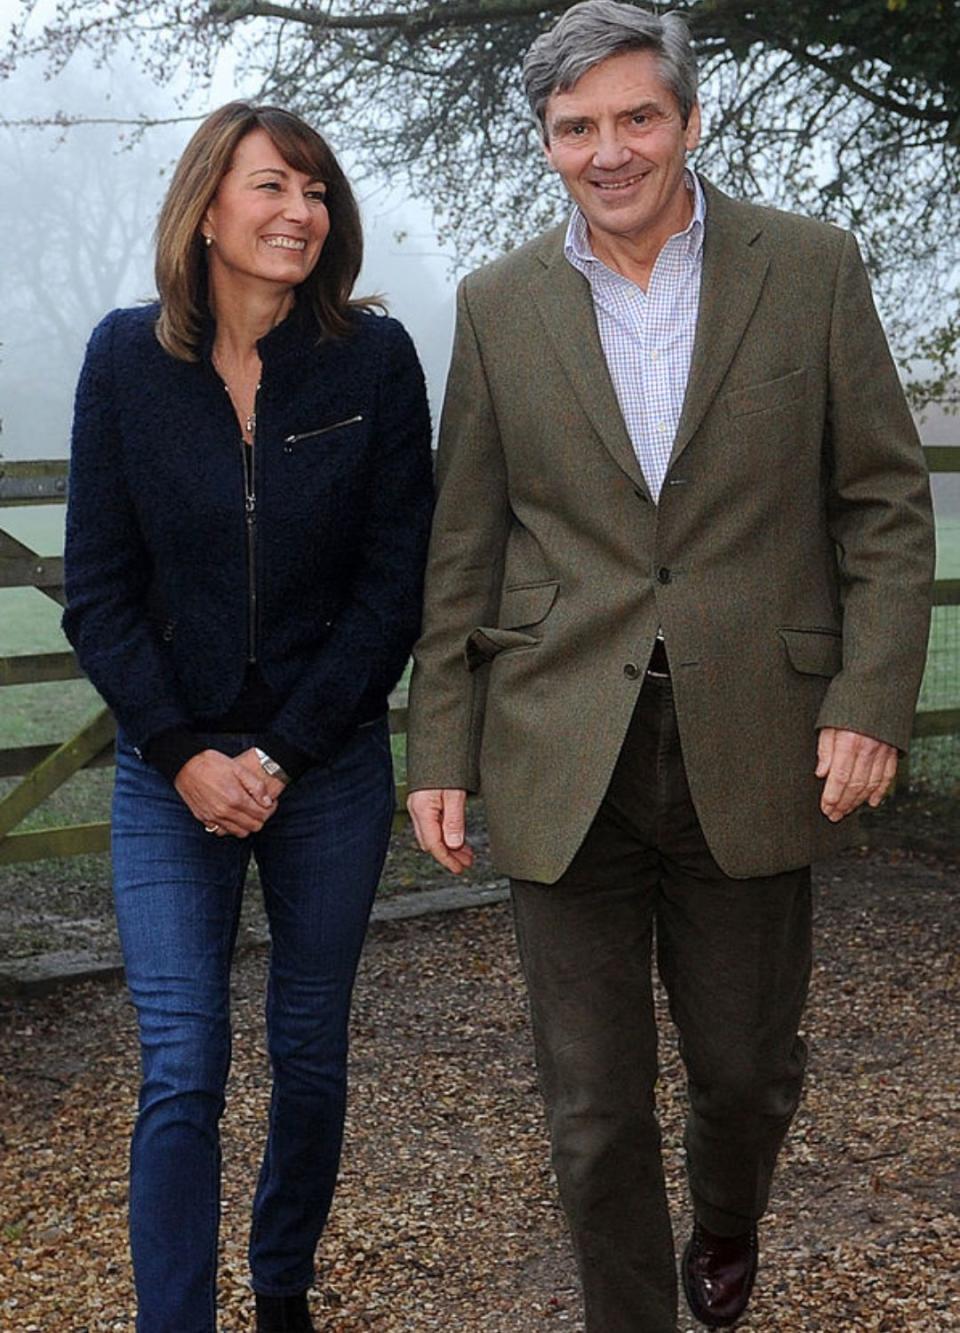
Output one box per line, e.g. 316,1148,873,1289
623,662,641,680
657,566,671,584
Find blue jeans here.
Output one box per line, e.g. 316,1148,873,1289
111,722,394,1333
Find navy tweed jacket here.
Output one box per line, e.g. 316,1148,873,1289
63,301,434,770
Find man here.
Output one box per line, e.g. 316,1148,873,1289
406,2,935,1328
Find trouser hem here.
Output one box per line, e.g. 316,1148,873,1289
692,1191,760,1237
250,1279,314,1298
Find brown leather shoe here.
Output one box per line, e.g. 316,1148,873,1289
681,1220,758,1328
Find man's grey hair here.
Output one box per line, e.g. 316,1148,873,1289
522,1,699,137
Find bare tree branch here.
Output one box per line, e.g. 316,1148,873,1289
0,113,205,129
1,0,957,397
209,0,568,32
732,20,952,126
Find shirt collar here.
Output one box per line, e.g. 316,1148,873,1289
564,168,706,276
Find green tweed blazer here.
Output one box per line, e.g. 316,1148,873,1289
407,180,935,882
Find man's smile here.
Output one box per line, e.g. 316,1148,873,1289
589,170,651,192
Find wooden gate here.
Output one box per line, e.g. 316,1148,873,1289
1,451,957,864
0,460,115,865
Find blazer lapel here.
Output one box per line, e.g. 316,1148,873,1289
530,234,650,496
671,183,770,466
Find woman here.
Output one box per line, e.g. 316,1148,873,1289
63,102,433,1333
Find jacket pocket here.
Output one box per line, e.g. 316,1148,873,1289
779,627,842,677
283,415,364,449
499,580,559,627
723,368,806,419
465,581,559,671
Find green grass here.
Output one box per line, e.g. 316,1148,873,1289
936,517,960,579
913,518,960,787
0,504,66,556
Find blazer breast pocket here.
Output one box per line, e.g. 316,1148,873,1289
464,580,559,671
723,368,807,420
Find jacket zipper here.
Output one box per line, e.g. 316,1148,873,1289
283,414,363,448
243,388,261,664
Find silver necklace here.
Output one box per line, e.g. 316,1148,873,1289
212,353,258,442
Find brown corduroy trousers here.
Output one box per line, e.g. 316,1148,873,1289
511,674,812,1333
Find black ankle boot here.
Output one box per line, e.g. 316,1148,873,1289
255,1292,315,1332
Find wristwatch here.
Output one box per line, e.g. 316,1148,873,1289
254,747,291,785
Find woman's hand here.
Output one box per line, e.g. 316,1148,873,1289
234,747,289,806
174,750,278,837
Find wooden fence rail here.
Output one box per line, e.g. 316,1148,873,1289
2,452,959,865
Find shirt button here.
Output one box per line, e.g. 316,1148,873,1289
624,662,641,680
658,567,672,584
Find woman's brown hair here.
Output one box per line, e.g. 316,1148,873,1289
155,102,373,360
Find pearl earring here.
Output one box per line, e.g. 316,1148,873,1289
204,235,213,248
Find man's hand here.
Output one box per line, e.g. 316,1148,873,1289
407,788,474,874
816,727,898,822
175,749,278,837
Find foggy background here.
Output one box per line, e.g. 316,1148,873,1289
0,6,955,531
0,39,470,458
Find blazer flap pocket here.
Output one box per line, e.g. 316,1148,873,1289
499,580,559,629
724,368,806,419
465,627,540,671
779,627,842,677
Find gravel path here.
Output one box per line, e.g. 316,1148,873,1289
1,846,957,1331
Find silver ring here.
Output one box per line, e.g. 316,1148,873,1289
204,823,220,834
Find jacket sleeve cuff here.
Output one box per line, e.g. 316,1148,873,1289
141,727,206,784
259,731,313,783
